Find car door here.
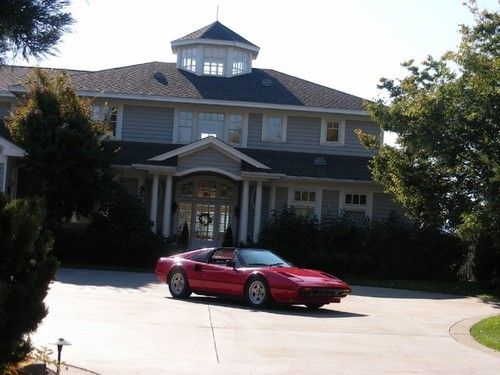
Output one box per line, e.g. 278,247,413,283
202,249,242,295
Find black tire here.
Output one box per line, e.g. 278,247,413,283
245,276,271,308
168,269,192,299
306,304,324,310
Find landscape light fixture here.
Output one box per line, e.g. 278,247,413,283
50,338,71,374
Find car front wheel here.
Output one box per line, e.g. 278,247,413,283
245,277,271,308
168,270,191,299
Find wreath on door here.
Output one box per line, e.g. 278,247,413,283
197,213,213,227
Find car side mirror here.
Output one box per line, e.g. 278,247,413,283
226,260,236,269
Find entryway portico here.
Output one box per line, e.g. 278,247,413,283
131,136,273,248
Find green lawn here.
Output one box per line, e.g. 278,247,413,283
470,315,500,351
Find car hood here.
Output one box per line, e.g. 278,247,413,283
271,267,350,288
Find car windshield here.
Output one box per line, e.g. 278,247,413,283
237,249,290,267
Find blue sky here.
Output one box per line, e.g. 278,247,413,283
14,0,498,101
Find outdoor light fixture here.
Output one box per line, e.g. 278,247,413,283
50,338,71,374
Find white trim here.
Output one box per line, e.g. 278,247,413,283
171,38,260,56
338,190,373,219
175,167,241,181
287,187,322,218
239,180,250,243
261,114,287,143
150,174,160,232
162,175,173,237
114,104,124,139
131,164,176,174
320,118,346,145
149,136,270,170
173,108,248,146
253,181,263,242
6,87,368,117
1,155,7,193
0,137,25,157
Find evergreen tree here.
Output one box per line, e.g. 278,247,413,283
0,0,74,63
222,226,234,247
179,222,189,250
7,70,117,229
0,198,58,370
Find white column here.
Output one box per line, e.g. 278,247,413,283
150,174,159,232
239,180,250,243
253,181,263,243
269,184,276,214
162,175,173,237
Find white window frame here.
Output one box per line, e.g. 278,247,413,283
338,190,373,219
261,114,287,143
287,187,322,218
180,47,197,73
203,47,226,76
173,108,248,146
91,103,123,140
232,49,249,76
320,118,345,145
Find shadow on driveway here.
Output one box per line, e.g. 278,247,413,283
352,285,469,300
167,295,368,318
54,268,157,289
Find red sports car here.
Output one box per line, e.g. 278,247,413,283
155,247,351,309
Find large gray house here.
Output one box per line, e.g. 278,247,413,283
0,21,401,248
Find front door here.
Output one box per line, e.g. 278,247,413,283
175,177,237,249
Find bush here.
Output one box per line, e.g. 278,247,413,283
259,206,319,262
54,189,168,268
0,199,58,371
257,207,467,281
473,233,500,293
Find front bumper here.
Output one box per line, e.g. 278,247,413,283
271,286,351,304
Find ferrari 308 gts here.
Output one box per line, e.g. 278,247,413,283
155,247,351,309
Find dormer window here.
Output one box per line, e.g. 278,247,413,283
203,47,226,76
180,48,197,72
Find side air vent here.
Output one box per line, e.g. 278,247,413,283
314,157,327,166
261,78,273,87
153,71,168,85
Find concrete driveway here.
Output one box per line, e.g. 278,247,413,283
32,268,499,374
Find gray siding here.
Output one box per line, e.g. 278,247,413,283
274,187,288,212
122,105,174,143
0,102,10,119
372,193,405,221
247,113,379,156
321,190,339,220
177,147,241,175
0,162,4,192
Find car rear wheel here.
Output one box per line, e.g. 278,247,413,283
168,269,191,299
306,304,324,310
245,277,271,308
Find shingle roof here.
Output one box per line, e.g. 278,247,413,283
111,141,372,181
173,21,258,48
0,63,367,111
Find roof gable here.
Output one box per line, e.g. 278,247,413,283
149,136,270,170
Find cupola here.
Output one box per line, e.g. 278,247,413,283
171,21,259,77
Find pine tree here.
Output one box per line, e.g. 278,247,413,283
0,198,58,370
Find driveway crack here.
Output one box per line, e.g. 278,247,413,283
207,302,220,363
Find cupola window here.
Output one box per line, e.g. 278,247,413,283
180,48,197,72
232,50,249,75
203,47,226,76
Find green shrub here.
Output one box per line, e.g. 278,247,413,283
0,199,58,371
54,189,167,268
257,208,467,281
